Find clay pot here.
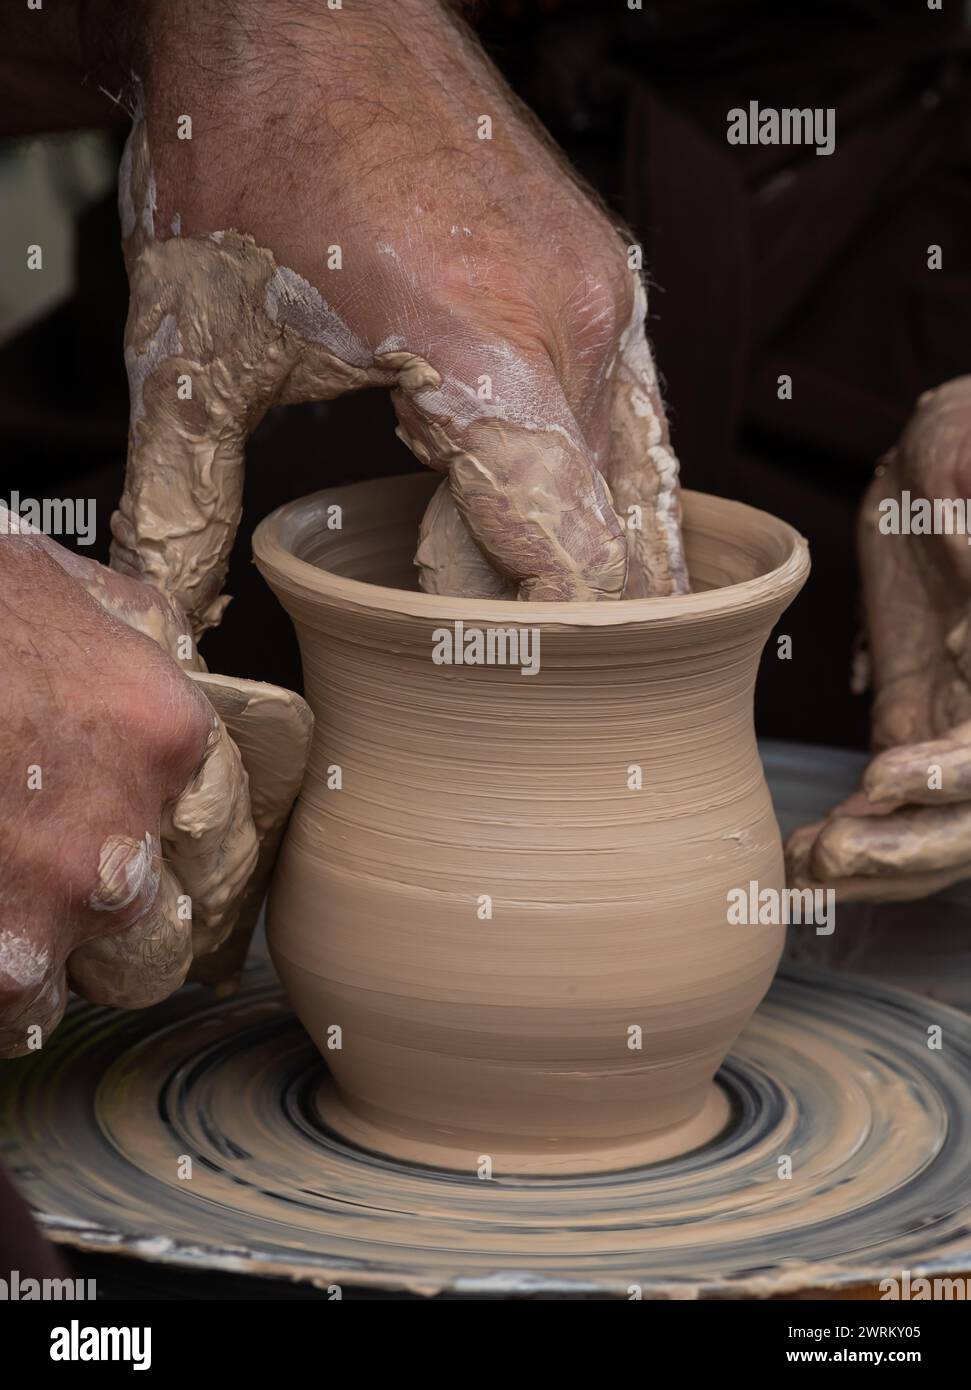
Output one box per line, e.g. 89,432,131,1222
253,475,809,1175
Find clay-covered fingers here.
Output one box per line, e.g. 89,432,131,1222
71,717,260,1007
68,857,192,1009
786,863,965,905
784,815,953,904
415,481,517,599
161,717,259,958
786,721,971,899
862,718,971,804
185,672,314,991
785,792,971,903
399,275,687,601
0,929,69,1059
3,828,174,1055
402,402,628,601
602,280,689,598
1,720,255,1050
810,802,971,880
110,220,274,637
784,816,825,887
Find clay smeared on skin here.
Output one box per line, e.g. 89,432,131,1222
111,117,688,626
0,509,307,1043
603,281,690,598
69,859,192,1010
786,378,971,899
88,832,160,914
182,673,314,995
254,477,808,1175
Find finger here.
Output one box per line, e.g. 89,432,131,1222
110,229,379,634
186,672,313,992
85,831,161,918
0,956,68,1060
68,862,192,1009
857,469,947,747
453,419,628,600
112,119,389,635
895,378,971,592
858,448,971,744
111,119,243,635
810,801,971,879
784,796,901,886
863,719,971,804
784,819,826,884
162,716,259,958
394,374,628,599
415,480,516,599
110,245,247,638
601,277,690,597
1,829,173,1051
787,865,967,904
826,789,902,818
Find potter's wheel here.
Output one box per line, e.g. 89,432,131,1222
3,964,970,1299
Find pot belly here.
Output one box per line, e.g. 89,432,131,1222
268,792,784,1175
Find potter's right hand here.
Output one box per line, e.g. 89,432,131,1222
95,0,688,626
0,519,259,1058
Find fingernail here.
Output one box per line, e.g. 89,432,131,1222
89,832,160,913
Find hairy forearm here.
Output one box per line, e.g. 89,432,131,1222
0,0,480,136
105,0,581,251
80,0,483,91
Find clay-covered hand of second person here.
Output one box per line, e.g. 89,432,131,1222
102,0,688,629
787,378,971,901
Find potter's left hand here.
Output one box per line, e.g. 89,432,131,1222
787,378,971,901
95,0,688,623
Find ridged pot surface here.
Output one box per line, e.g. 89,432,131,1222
254,475,809,1175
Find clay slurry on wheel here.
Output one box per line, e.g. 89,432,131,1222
1,966,969,1298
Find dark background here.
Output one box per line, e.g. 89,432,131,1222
3,0,970,749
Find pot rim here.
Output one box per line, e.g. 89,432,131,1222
252,476,810,627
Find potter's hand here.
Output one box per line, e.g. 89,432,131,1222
100,0,687,625
0,519,261,1057
787,379,971,901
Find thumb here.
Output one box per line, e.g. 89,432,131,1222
109,223,264,637
110,117,375,635
111,115,247,635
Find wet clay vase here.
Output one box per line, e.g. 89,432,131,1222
253,474,809,1175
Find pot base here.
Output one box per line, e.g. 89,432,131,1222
314,1079,732,1176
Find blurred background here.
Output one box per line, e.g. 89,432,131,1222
2,0,970,747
